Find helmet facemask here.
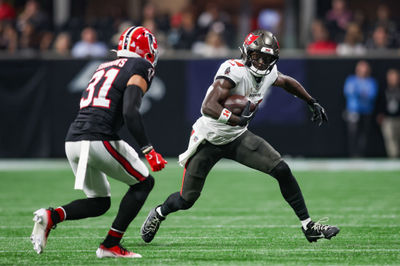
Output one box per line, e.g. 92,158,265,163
246,50,278,77
241,30,279,77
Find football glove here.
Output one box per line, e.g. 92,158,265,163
308,99,328,126
237,101,258,127
143,147,167,172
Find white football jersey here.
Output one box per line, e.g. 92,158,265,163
194,59,278,145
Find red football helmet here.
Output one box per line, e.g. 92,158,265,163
116,26,159,66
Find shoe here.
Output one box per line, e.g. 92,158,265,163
96,244,142,258
141,206,165,243
30,208,56,254
302,218,340,242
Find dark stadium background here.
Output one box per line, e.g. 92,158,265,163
0,0,399,158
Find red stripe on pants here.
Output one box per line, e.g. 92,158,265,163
103,141,146,182
180,161,190,196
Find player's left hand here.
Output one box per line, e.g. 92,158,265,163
308,99,328,126
145,149,167,171
237,101,259,127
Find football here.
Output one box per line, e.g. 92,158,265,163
223,95,256,115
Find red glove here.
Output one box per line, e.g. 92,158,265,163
144,149,167,172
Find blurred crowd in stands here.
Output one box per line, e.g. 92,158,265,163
0,0,236,57
0,0,399,158
308,0,399,55
0,0,399,58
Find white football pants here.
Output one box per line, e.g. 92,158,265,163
65,140,149,198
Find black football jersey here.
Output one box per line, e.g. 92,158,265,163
65,57,154,141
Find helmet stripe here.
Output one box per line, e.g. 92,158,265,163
123,26,137,50
118,27,130,50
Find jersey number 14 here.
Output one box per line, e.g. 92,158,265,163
80,68,120,109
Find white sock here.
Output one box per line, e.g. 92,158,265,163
301,218,312,230
156,206,164,217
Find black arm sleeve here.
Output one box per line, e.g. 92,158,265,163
123,85,151,148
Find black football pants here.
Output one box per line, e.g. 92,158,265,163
160,130,310,220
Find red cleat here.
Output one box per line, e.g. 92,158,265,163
96,244,142,258
30,208,55,254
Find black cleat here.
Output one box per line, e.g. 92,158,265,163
141,206,165,243
302,219,340,242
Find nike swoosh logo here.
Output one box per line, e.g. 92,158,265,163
156,155,160,164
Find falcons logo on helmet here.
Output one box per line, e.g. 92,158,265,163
116,26,159,66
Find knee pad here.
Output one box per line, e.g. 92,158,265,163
181,189,200,206
143,175,155,191
88,197,111,216
131,175,154,192
270,161,293,181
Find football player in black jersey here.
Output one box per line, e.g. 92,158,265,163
31,26,167,258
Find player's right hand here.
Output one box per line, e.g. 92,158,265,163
237,101,258,127
145,149,167,172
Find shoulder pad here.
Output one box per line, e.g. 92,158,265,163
215,59,246,86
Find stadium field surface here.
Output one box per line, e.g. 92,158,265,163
0,159,399,265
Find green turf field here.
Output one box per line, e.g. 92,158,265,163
0,160,399,265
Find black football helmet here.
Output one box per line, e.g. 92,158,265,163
240,29,279,77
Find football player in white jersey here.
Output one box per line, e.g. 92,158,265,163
141,30,339,243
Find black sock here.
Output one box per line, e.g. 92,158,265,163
102,229,123,248
270,161,310,220
61,197,110,220
50,208,63,224
111,176,154,232
161,192,182,216
160,191,194,216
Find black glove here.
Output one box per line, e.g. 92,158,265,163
237,101,258,127
308,99,328,126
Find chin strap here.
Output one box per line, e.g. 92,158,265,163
249,65,270,77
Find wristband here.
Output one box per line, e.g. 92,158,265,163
217,108,232,124
141,145,153,154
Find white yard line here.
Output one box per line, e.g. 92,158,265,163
1,249,399,253
0,235,397,240
0,158,399,171
1,224,399,229
0,159,70,171
3,207,399,213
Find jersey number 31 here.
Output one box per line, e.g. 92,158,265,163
80,68,120,109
